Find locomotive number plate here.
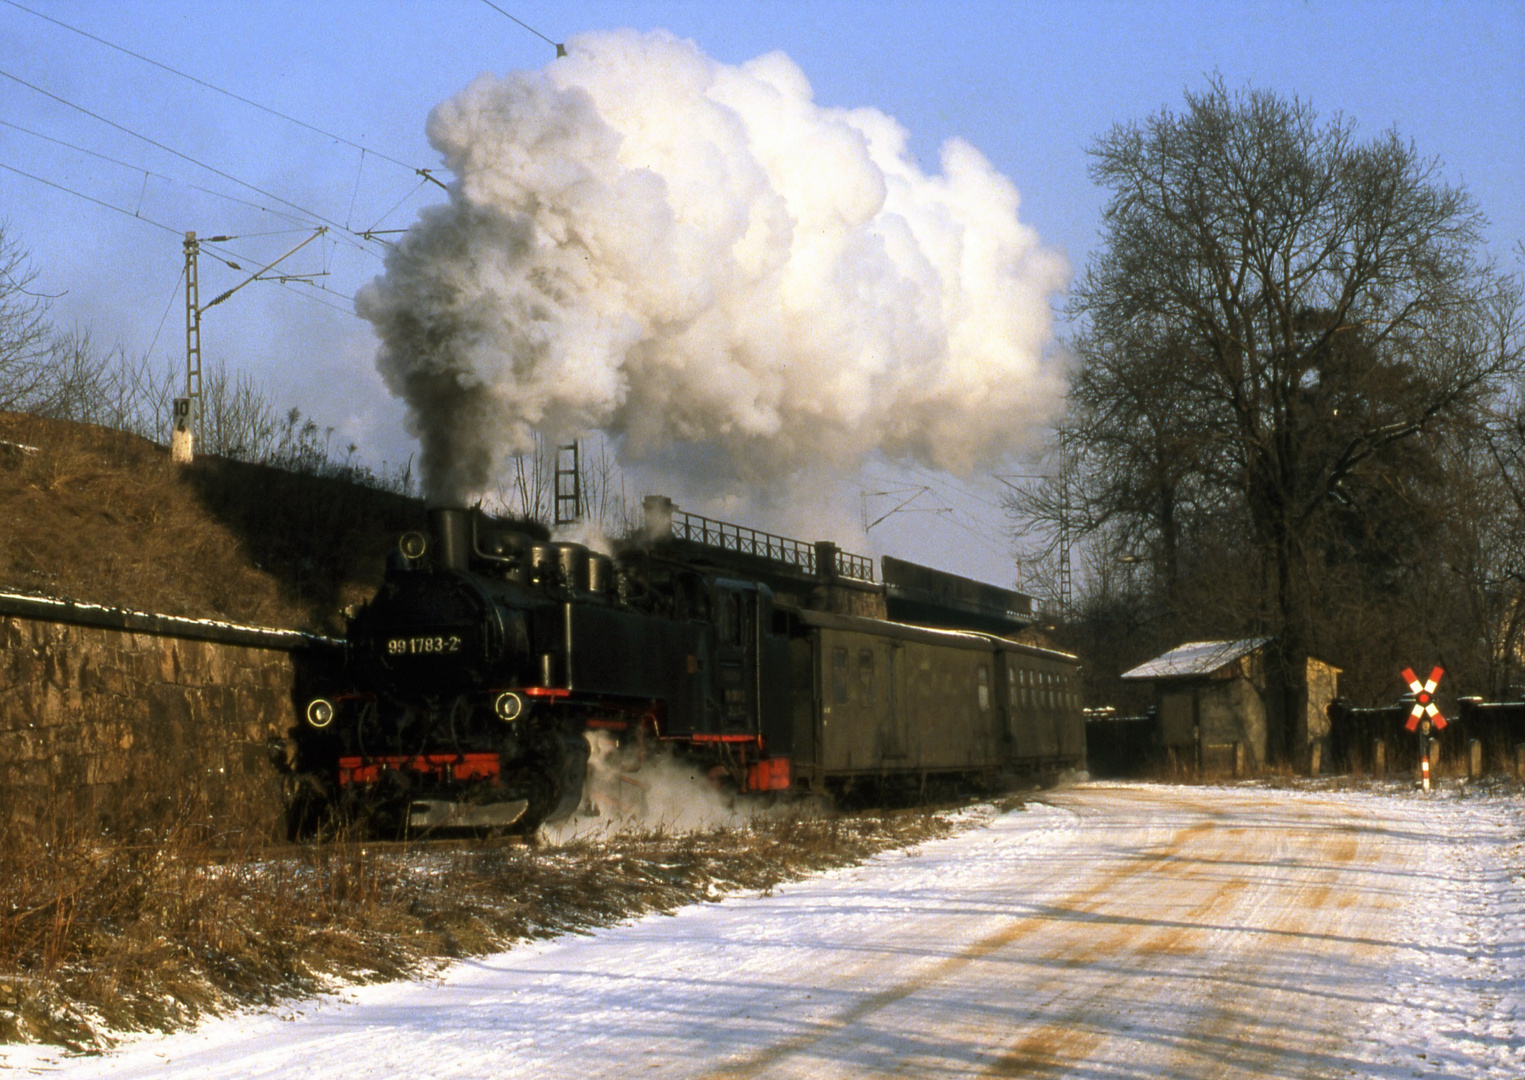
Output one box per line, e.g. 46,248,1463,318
385,634,463,656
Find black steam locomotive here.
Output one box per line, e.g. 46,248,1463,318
291,498,1084,835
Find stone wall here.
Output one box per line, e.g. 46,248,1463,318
0,600,335,841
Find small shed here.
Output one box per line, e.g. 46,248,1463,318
1120,638,1340,773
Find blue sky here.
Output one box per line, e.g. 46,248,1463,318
2,1,1520,590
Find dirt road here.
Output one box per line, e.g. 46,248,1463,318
5,783,1520,1079
686,783,1507,1079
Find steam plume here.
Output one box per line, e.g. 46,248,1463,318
357,29,1067,507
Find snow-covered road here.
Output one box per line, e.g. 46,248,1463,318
3,782,1521,1078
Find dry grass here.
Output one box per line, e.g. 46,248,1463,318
0,411,420,634
0,799,975,1049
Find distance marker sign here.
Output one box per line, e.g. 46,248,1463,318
1401,666,1447,732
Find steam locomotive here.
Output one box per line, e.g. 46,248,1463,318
290,498,1085,835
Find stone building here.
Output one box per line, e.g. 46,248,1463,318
1121,638,1341,773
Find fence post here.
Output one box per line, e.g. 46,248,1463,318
1515,742,1525,781
1428,738,1441,775
1371,738,1385,776
1468,739,1482,778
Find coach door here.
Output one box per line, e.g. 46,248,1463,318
878,642,908,761
714,581,760,735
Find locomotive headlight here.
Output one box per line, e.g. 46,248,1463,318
493,691,525,723
305,697,336,729
398,531,428,560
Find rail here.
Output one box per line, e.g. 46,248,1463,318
668,508,877,583
833,549,876,582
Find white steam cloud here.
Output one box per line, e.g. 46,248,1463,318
541,731,804,842
357,29,1068,506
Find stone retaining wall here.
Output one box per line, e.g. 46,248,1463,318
0,599,337,841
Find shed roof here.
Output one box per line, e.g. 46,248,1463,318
1120,637,1271,681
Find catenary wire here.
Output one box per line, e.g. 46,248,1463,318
0,67,387,257
143,265,187,364
0,0,429,177
0,160,181,237
1,116,326,230
362,178,432,240
0,160,360,325
479,1,564,53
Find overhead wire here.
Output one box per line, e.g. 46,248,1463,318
0,158,359,329
143,265,187,364
264,278,359,318
902,460,1010,511
859,464,1013,551
0,160,181,237
0,0,430,177
0,67,388,257
362,178,432,240
0,3,573,338
0,0,582,271
190,237,356,319
479,1,565,55
1,116,322,230
0,117,170,183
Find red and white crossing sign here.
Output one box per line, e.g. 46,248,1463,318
1401,666,1448,732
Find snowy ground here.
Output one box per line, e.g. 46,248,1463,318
2,781,1521,1079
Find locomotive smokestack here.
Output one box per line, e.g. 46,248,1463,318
428,507,472,571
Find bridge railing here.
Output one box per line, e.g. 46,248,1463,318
646,497,876,583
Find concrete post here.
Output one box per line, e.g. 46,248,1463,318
814,540,840,581
1428,738,1441,774
171,396,194,464
1371,738,1386,776
1468,738,1483,779
1309,740,1322,777
1515,742,1525,781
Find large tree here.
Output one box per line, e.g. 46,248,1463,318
1065,78,1523,761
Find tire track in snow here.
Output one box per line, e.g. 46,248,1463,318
707,794,1254,1078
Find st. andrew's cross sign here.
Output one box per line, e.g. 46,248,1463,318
1401,666,1447,732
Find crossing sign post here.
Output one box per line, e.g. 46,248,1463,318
1401,666,1446,791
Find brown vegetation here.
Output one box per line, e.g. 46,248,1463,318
0,799,973,1049
0,411,421,634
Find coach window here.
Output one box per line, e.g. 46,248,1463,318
832,647,850,705
977,664,990,711
858,649,875,705
1008,659,1019,707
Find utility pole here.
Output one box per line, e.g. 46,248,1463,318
181,231,203,457
554,441,582,525
1057,427,1073,620
180,227,326,462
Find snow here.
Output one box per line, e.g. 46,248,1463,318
1119,637,1270,680
1,781,1520,1078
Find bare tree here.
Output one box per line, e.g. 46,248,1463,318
489,432,636,538
0,227,60,412
1065,78,1524,759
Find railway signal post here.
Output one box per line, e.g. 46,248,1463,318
1402,666,1447,792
